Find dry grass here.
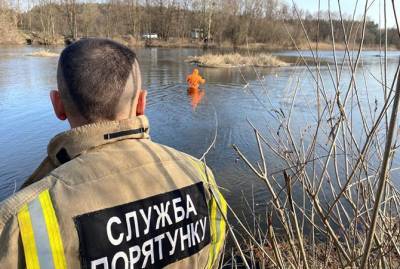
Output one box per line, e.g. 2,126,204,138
0,13,25,45
195,1,400,268
26,50,59,57
187,53,289,68
111,35,145,48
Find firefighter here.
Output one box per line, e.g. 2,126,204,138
0,38,226,269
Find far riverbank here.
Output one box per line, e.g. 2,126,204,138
1,31,398,52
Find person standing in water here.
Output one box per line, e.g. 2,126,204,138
0,39,227,269
187,68,206,89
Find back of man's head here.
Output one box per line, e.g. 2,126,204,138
57,38,138,122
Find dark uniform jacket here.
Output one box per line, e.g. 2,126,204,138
0,115,227,269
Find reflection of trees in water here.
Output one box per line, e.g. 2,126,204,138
140,48,191,87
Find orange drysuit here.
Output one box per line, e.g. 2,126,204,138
187,69,205,89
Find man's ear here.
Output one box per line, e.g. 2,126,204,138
136,90,147,116
50,90,67,121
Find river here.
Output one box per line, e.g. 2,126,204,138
1,46,400,218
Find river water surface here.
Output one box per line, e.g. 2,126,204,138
1,46,400,217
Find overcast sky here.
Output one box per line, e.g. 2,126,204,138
292,0,398,28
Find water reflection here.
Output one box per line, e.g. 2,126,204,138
187,87,205,110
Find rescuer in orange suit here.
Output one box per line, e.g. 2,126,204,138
187,68,205,89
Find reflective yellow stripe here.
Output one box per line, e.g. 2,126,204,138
38,190,67,269
17,204,41,269
212,188,227,265
206,180,227,269
206,197,218,268
187,157,227,269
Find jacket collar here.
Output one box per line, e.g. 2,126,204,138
47,115,150,166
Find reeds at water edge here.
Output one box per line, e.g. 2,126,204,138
200,1,400,268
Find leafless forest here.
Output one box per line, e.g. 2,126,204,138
1,0,400,48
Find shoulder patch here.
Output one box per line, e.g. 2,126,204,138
74,182,210,269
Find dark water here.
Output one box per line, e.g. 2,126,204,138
1,46,400,217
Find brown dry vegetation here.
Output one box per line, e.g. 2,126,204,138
0,10,25,44
194,1,400,269
187,53,289,68
26,49,59,57
1,0,400,49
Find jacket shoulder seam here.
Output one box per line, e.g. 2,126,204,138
0,178,54,228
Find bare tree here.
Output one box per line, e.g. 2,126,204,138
63,0,77,39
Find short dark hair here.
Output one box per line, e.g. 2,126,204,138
57,38,137,121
